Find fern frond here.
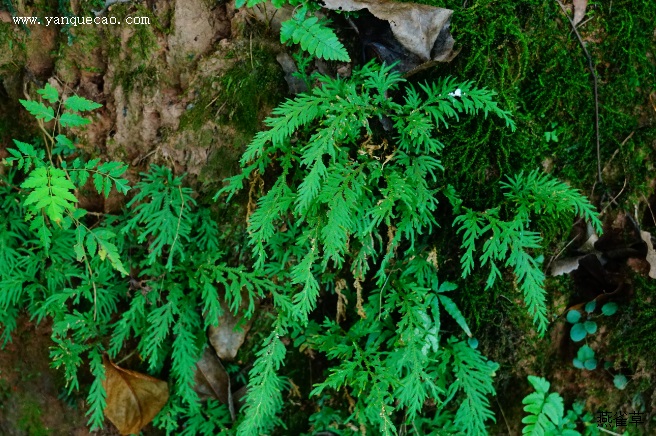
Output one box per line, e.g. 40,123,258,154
7,139,45,171
447,338,498,435
280,13,350,62
171,302,202,408
237,325,287,436
522,376,567,436
501,170,602,234
143,298,176,371
122,165,196,269
86,348,107,430
22,166,77,224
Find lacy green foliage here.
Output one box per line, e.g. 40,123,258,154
235,0,350,62
122,165,196,270
1,85,281,433
7,84,128,266
216,61,522,434
448,338,499,434
522,376,580,436
236,324,288,436
280,9,350,62
454,170,602,335
154,397,232,435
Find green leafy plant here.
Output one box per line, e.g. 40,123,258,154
523,378,631,436
2,84,132,428
215,59,602,435
8,84,129,266
1,85,258,434
522,376,580,436
236,0,350,62
566,301,618,370
573,345,597,371
454,171,602,336
280,8,350,62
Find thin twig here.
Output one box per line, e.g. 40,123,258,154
599,177,627,216
495,397,512,435
596,427,623,436
545,234,581,273
115,349,137,366
555,0,602,184
642,194,656,226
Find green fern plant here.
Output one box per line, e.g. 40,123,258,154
2,83,132,429
522,376,580,436
280,8,350,62
453,170,602,335
7,83,130,272
121,165,196,270
1,85,271,434
217,61,517,434
235,0,350,62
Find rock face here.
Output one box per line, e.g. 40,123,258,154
0,0,280,212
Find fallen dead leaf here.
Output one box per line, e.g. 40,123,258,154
103,357,169,435
640,230,656,279
320,0,455,62
194,347,235,420
208,299,253,361
550,255,587,276
572,0,588,27
549,222,600,276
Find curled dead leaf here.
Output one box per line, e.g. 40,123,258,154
103,356,169,435
208,298,253,361
639,230,656,279
320,0,455,62
572,0,588,27
194,347,235,420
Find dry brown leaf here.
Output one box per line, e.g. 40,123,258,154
194,347,235,420
572,0,588,27
549,223,600,276
639,230,656,279
320,0,455,62
208,298,253,361
335,279,348,323
103,357,169,435
550,255,586,276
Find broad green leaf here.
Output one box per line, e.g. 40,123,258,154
583,359,597,370
613,374,628,390
37,83,59,103
601,302,618,316
583,320,597,334
468,337,479,349
584,300,596,313
55,134,75,149
570,323,587,342
20,99,54,122
60,112,92,128
436,281,458,293
576,345,594,361
64,95,102,112
85,233,98,259
565,309,581,324
438,294,472,337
